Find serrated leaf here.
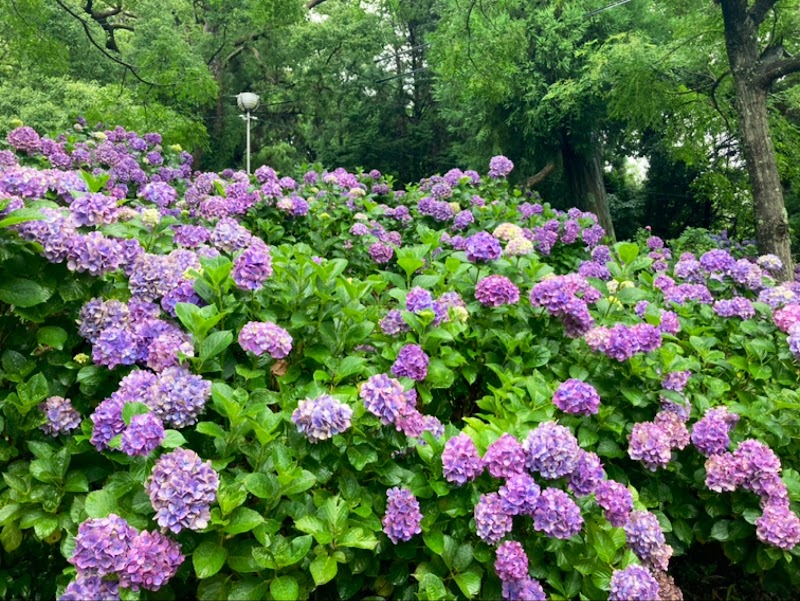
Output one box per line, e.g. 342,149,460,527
36,326,68,350
454,571,481,599
225,507,264,535
201,331,233,360
122,402,150,426
310,554,338,586
270,576,299,601
161,430,186,449
338,528,378,550
0,278,52,307
85,490,118,519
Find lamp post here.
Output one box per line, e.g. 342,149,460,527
236,92,260,175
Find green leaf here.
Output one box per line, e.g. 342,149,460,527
419,573,447,600
33,514,58,539
347,445,378,471
161,429,187,449
616,287,648,303
454,571,481,599
423,531,445,554
0,278,52,307
710,520,730,542
282,470,316,496
335,356,367,381
244,473,278,499
84,490,118,519
453,543,473,572
275,535,313,568
197,421,227,438
270,576,299,601
225,508,264,535
427,359,455,389
193,540,228,579
36,326,68,350
0,523,22,553
310,554,338,586
201,331,233,360
63,471,89,493
295,515,331,542
122,402,150,426
338,528,379,550
616,242,639,264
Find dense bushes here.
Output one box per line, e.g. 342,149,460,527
0,123,799,601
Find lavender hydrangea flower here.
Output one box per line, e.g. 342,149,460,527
624,511,673,572
391,344,430,381
406,287,434,313
608,565,660,601
532,488,583,539
475,275,520,307
489,155,514,178
369,242,394,264
292,395,353,442
70,193,119,227
442,433,484,485
714,297,755,319
465,231,502,263
552,379,601,415
654,410,690,450
691,407,739,456
379,309,410,336
120,412,165,457
494,541,528,581
69,514,136,576
233,241,273,291
149,366,211,428
483,434,526,479
523,421,580,479
475,492,514,544
567,451,606,497
382,487,423,544
628,421,673,471
146,448,219,533
7,126,41,153
733,439,784,500
704,452,742,492
238,321,292,358
90,396,126,451
119,530,184,591
502,578,546,601
59,575,120,601
39,396,81,435
498,473,541,516
756,502,800,550
595,480,633,527
663,370,691,392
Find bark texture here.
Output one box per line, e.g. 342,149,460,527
719,0,794,279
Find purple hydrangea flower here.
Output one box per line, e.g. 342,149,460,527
464,231,502,263
498,473,541,516
552,379,601,415
654,411,690,450
382,487,423,544
714,297,755,319
70,193,119,227
90,396,126,451
523,421,580,479
59,576,120,601
609,565,660,601
691,407,739,456
7,126,41,153
628,421,673,471
146,448,219,533
379,309,410,336
704,452,742,492
292,394,353,442
595,480,633,527
391,344,430,381
567,451,605,497
120,412,165,457
475,275,520,307
475,492,514,544
733,439,784,501
483,434,526,479
494,541,528,581
69,514,136,576
406,287,434,313
369,242,394,264
489,155,514,178
532,488,583,539
360,374,409,425
238,321,292,359
119,530,184,591
39,396,81,435
442,433,484,485
662,371,691,392
233,241,273,291
502,578,546,601
624,511,672,572
756,502,800,550
150,366,211,428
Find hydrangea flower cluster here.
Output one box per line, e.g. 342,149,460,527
359,373,409,425
63,514,184,599
233,240,273,290
595,480,633,527
552,379,601,415
382,487,423,544
474,492,514,544
494,541,528,581
584,323,663,361
146,448,219,533
475,275,520,307
119,412,165,456
39,396,81,435
483,434,526,479
488,155,514,178
291,395,353,442
532,488,583,539
608,565,661,601
238,321,293,359
391,344,430,381
624,511,673,571
442,433,484,485
691,406,739,456
523,421,580,479
498,473,541,516
464,231,502,263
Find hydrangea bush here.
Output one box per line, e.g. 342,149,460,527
0,124,799,601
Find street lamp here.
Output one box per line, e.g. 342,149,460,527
237,92,260,175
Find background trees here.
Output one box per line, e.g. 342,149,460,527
0,0,799,260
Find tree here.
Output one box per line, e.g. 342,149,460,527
715,0,800,279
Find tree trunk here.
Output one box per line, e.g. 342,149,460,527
561,131,616,241
719,0,794,280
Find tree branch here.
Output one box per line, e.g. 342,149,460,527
749,0,778,26
525,161,556,188
758,53,800,87
306,0,329,9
